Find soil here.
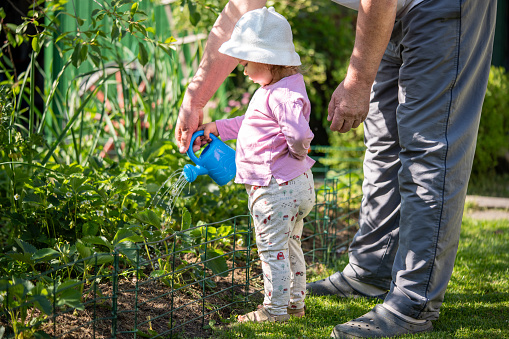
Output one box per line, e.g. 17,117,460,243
21,260,334,339
27,262,265,339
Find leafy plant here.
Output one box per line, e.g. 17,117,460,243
0,277,52,339
0,2,367,337
0,264,85,338
473,66,509,176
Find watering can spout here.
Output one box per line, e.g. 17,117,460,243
183,164,208,183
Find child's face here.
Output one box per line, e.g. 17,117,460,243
238,60,273,86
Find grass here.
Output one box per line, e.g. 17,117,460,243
211,214,509,338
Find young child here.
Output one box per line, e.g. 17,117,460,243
197,7,316,323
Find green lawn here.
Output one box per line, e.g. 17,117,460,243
212,216,509,338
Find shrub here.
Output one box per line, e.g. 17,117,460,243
473,66,509,176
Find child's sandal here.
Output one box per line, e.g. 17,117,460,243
238,307,290,323
287,305,305,317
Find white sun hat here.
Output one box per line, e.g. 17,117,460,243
218,7,301,66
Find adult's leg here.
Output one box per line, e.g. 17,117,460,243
341,38,403,291
332,0,496,336
311,0,496,315
307,32,402,297
383,0,497,321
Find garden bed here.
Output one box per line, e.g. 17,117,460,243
1,260,264,338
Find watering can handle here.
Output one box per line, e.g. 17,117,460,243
187,130,219,165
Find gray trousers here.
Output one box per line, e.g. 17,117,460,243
342,0,497,320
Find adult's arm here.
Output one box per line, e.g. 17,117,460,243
175,0,267,153
328,0,398,133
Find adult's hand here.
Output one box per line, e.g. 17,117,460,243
327,78,371,133
328,0,397,133
175,93,203,154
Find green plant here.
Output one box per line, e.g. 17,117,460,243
473,66,509,177
137,205,243,290
0,0,178,248
0,2,372,336
0,0,209,170
38,0,177,165
0,260,85,339
4,239,59,278
0,277,52,339
0,0,247,247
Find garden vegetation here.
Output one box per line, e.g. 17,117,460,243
0,0,507,338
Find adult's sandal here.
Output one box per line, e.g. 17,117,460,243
331,304,433,338
306,272,387,300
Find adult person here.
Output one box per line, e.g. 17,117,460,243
175,0,497,337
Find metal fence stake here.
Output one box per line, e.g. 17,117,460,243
111,250,119,338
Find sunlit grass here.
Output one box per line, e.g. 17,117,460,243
212,213,509,338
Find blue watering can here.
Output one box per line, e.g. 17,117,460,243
183,130,236,186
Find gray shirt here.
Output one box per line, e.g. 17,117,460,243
330,0,423,18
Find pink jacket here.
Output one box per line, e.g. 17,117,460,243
216,74,315,186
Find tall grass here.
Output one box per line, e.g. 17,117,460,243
39,23,197,166
0,0,225,169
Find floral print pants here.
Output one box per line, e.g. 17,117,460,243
245,169,315,315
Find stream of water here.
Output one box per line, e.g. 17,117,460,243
150,170,189,221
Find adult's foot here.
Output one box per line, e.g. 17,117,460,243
306,272,387,300
330,304,433,338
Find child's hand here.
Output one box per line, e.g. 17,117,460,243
192,122,219,152
201,122,219,140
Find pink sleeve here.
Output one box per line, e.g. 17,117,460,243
216,115,245,141
273,100,314,160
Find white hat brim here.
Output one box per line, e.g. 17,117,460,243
219,41,301,67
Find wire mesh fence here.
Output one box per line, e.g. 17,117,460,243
0,147,364,338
